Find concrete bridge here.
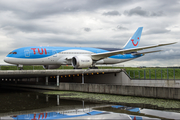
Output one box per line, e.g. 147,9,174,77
1,69,180,100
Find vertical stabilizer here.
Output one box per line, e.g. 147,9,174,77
123,27,143,49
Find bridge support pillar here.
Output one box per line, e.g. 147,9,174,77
57,75,59,86
46,76,48,85
82,74,84,84
36,77,38,83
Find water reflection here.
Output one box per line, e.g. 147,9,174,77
3,110,105,120
36,95,39,99
1,101,179,119
0,88,180,119
0,88,101,114
57,95,60,106
46,94,48,102
0,106,163,120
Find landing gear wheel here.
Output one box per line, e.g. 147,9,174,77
89,67,98,69
73,68,82,69
17,64,23,70
19,68,24,70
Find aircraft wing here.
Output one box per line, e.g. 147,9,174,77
91,42,176,60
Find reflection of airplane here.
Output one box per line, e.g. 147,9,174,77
4,27,176,69
0,105,177,119
111,105,142,120
10,111,105,120
2,108,159,120
112,105,140,113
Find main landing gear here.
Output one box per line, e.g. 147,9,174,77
19,68,24,70
73,68,82,69
73,67,98,69
17,64,23,70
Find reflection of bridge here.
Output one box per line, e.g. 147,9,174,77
1,69,180,100
0,94,108,118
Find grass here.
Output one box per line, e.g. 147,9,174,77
127,68,180,79
0,65,45,70
43,90,180,109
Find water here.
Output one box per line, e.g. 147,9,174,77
0,87,180,120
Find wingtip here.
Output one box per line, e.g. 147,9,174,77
158,42,177,46
169,42,177,45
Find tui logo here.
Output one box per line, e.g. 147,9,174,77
131,37,139,46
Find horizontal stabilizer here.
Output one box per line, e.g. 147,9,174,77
132,50,162,55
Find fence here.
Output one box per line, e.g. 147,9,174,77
126,68,180,80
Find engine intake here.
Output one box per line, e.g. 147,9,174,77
72,56,92,68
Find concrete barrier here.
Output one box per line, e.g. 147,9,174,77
57,83,180,100
2,81,180,100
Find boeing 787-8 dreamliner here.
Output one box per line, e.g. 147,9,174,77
4,27,176,69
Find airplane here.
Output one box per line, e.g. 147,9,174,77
4,27,176,69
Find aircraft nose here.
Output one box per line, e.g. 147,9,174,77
4,57,9,63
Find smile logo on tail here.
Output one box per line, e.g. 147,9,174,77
131,39,138,46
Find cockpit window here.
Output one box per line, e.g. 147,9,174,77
9,52,17,54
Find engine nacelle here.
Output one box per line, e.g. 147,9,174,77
43,65,61,69
72,56,93,68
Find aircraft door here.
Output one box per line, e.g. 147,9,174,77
52,50,57,57
24,49,30,57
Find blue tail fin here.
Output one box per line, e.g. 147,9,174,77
123,27,143,49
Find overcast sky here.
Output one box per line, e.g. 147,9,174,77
0,0,180,67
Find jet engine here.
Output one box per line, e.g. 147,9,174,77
43,65,61,69
71,56,93,68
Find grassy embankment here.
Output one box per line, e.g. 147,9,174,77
43,90,180,109
1,65,180,79
126,68,180,80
